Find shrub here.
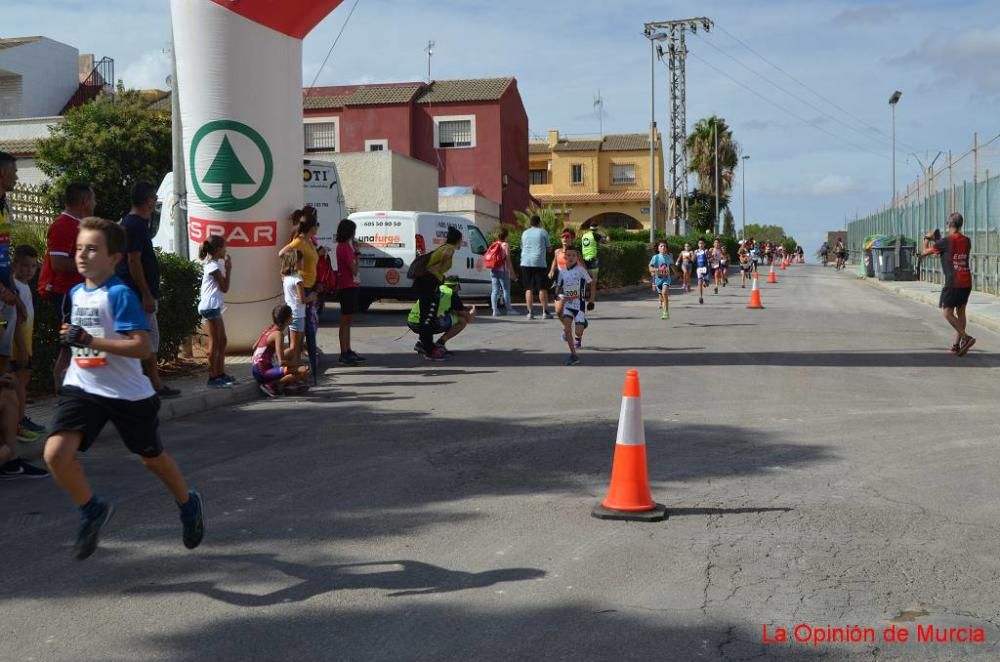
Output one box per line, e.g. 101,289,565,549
156,250,202,363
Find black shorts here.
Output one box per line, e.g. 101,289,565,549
521,267,549,293
584,258,600,270
940,287,972,309
339,287,359,315
49,386,163,458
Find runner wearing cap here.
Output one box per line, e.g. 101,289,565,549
407,275,475,359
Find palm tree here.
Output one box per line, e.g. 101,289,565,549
687,116,739,233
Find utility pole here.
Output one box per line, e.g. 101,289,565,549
645,29,667,242
889,90,901,236
714,120,720,235
644,17,713,235
168,32,188,258
741,154,750,240
594,90,604,138
424,40,435,82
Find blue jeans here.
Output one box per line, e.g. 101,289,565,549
491,269,512,314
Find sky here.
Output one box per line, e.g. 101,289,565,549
8,0,1000,251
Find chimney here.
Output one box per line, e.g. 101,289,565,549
547,129,559,148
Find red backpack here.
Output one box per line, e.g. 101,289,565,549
483,241,506,270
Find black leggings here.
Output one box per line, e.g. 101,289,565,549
415,274,440,350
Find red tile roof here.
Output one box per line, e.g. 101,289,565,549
535,191,651,203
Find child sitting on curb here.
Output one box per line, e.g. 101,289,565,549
251,304,310,398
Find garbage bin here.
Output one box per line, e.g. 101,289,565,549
863,249,875,277
871,238,916,281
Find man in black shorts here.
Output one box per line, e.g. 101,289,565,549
922,213,975,356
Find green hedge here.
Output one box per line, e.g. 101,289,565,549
9,224,202,393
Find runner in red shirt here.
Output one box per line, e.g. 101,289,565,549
923,212,975,356
38,183,94,387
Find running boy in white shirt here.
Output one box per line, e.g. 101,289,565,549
555,247,594,366
648,241,674,320
43,217,204,560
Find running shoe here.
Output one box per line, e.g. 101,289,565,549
560,331,567,342
206,376,230,389
258,383,279,398
414,341,427,355
526,312,535,320
543,312,554,320
957,335,977,357
699,297,704,305
434,343,454,357
156,386,182,399
348,351,367,362
20,416,45,433
714,286,719,294
662,310,670,320
950,343,960,354
16,426,40,443
565,355,580,366
221,374,238,385
338,353,359,366
180,491,205,550
0,458,48,479
74,499,114,560
574,337,582,349
424,347,448,362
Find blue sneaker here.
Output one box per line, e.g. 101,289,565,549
74,499,114,560
20,416,45,433
221,374,238,385
206,376,230,389
180,491,205,550
566,355,580,366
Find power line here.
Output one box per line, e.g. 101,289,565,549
307,0,364,91
712,23,923,153
682,52,886,160
692,30,894,152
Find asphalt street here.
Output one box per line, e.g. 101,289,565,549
3,265,1000,661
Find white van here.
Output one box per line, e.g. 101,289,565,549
349,211,493,310
153,159,347,254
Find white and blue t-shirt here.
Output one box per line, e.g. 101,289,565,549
62,275,155,401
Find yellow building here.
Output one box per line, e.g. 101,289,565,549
528,129,667,231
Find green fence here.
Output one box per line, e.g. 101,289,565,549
849,141,1000,294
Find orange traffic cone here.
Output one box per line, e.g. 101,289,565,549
780,258,787,271
592,369,667,522
747,272,765,309
767,263,778,284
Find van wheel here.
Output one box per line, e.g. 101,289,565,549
357,295,375,312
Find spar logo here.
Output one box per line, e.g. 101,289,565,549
189,217,276,247
190,120,273,213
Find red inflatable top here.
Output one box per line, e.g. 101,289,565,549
212,0,345,39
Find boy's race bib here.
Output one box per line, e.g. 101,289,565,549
73,327,107,368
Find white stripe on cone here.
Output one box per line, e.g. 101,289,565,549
615,396,645,446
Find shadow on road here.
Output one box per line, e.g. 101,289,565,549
668,506,794,517
128,555,545,605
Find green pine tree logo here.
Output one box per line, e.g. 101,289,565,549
202,135,256,202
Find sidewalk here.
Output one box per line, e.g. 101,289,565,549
859,273,1000,334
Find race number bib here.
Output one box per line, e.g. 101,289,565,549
562,285,581,301
697,267,708,276
73,327,107,368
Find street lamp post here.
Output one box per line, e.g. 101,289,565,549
646,30,668,243
889,90,902,236
741,154,750,240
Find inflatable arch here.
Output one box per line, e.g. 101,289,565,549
171,0,345,347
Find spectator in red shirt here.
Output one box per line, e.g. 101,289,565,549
923,212,975,356
334,219,365,367
38,182,94,388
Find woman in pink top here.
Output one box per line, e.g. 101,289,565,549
334,219,365,367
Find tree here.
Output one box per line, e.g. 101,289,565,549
513,203,567,238
743,223,790,244
36,88,172,220
722,208,735,237
687,116,739,233
686,189,729,235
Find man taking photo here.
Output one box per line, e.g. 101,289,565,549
923,212,975,356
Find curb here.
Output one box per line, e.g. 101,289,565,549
860,277,1000,336
158,381,261,423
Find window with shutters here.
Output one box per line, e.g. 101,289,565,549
529,169,548,185
571,164,584,185
304,119,339,153
433,115,476,149
365,139,388,152
611,164,636,185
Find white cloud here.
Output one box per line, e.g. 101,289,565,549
120,50,170,90
809,174,860,196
